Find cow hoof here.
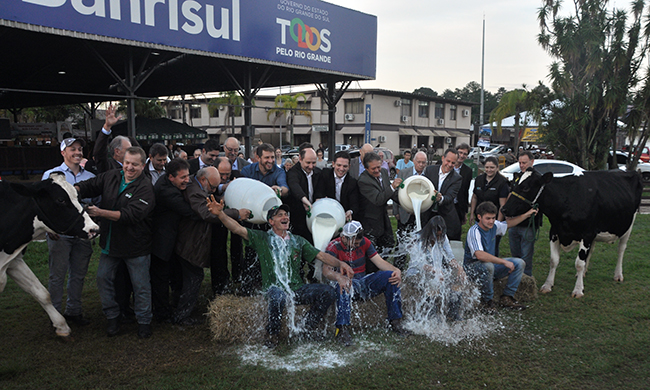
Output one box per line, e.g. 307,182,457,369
57,334,74,343
571,291,584,298
540,285,553,294
614,275,624,282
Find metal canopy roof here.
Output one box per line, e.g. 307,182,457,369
0,24,363,110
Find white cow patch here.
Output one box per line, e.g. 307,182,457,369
519,171,532,183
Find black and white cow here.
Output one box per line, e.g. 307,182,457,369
501,169,642,298
0,173,99,337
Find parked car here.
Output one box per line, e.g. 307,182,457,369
374,147,396,178
479,144,512,165
501,159,585,181
467,146,482,160
610,150,650,182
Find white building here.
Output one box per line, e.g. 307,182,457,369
166,89,474,155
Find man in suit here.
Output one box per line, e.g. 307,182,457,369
314,150,359,222
357,152,402,273
286,143,322,244
349,143,374,180
424,148,463,241
223,137,249,175
188,138,220,175
454,143,473,227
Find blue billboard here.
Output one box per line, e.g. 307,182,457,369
1,0,377,78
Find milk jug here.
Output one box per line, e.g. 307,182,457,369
223,178,282,224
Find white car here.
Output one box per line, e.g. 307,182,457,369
612,150,650,182
500,159,585,181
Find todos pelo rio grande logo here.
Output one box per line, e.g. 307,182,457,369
277,17,331,53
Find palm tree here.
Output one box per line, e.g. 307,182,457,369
266,93,312,146
489,89,529,151
209,91,243,136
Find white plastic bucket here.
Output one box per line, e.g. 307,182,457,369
223,178,282,224
398,175,436,214
307,198,346,282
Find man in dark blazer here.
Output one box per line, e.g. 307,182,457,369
357,152,402,273
423,148,463,241
93,104,131,174
188,138,220,175
314,150,359,221
454,143,473,226
286,144,322,244
348,143,374,180
222,137,249,175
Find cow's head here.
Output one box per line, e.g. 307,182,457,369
501,169,553,218
11,173,99,239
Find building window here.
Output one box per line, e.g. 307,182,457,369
433,136,444,149
399,135,412,149
296,101,311,116
435,103,445,119
450,105,457,120
344,99,364,114
418,101,429,118
190,104,201,119
401,98,412,117
169,105,182,119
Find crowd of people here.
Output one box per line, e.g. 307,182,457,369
42,104,540,347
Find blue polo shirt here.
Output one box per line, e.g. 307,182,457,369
240,162,288,189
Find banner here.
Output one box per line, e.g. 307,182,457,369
2,0,377,78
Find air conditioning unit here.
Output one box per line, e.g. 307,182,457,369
445,137,453,144
344,113,355,121
401,115,408,123
437,118,445,125
394,100,402,107
462,109,470,117
378,135,386,143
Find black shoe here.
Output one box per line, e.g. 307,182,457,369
106,317,120,337
64,314,90,326
335,326,353,347
137,323,152,339
389,319,412,337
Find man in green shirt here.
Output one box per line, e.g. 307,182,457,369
207,198,354,348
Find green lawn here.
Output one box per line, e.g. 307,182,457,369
1,215,649,389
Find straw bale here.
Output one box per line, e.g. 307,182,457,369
494,274,538,302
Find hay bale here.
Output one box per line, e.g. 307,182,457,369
493,274,538,302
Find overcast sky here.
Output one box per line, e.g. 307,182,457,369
319,0,555,95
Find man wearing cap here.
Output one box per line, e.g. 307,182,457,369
322,221,410,346
42,137,97,326
206,198,354,349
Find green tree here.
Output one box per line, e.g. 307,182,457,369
624,68,650,170
22,105,84,123
209,91,243,136
538,0,649,169
489,88,529,151
266,93,312,146
441,81,506,124
412,87,438,97
117,99,166,119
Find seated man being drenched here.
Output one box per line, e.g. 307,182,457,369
322,221,410,347
206,197,354,349
463,201,537,312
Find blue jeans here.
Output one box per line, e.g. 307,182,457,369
97,254,152,324
464,258,524,301
509,225,535,276
47,236,93,316
336,271,403,326
265,284,336,335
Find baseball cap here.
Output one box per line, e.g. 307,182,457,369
60,137,85,151
266,204,290,221
341,220,364,239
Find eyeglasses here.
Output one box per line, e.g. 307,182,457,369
224,146,238,153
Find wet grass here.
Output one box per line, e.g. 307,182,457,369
1,215,649,389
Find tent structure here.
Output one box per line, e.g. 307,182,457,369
0,0,377,157
110,117,207,142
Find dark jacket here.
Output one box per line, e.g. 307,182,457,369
77,170,155,258
455,163,473,223
93,129,122,174
357,169,399,240
188,158,202,175
314,167,360,217
286,163,322,243
423,164,463,240
174,177,238,268
151,174,196,261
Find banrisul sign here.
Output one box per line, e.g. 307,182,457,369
1,0,377,78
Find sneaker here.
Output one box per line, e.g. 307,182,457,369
64,314,90,326
264,333,279,349
479,299,497,315
389,319,412,337
137,323,153,339
499,295,526,311
335,326,353,347
106,317,120,337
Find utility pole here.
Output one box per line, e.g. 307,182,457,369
480,15,485,130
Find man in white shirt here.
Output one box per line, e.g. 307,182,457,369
423,148,463,240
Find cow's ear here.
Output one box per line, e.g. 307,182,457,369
9,182,37,197
542,172,553,184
